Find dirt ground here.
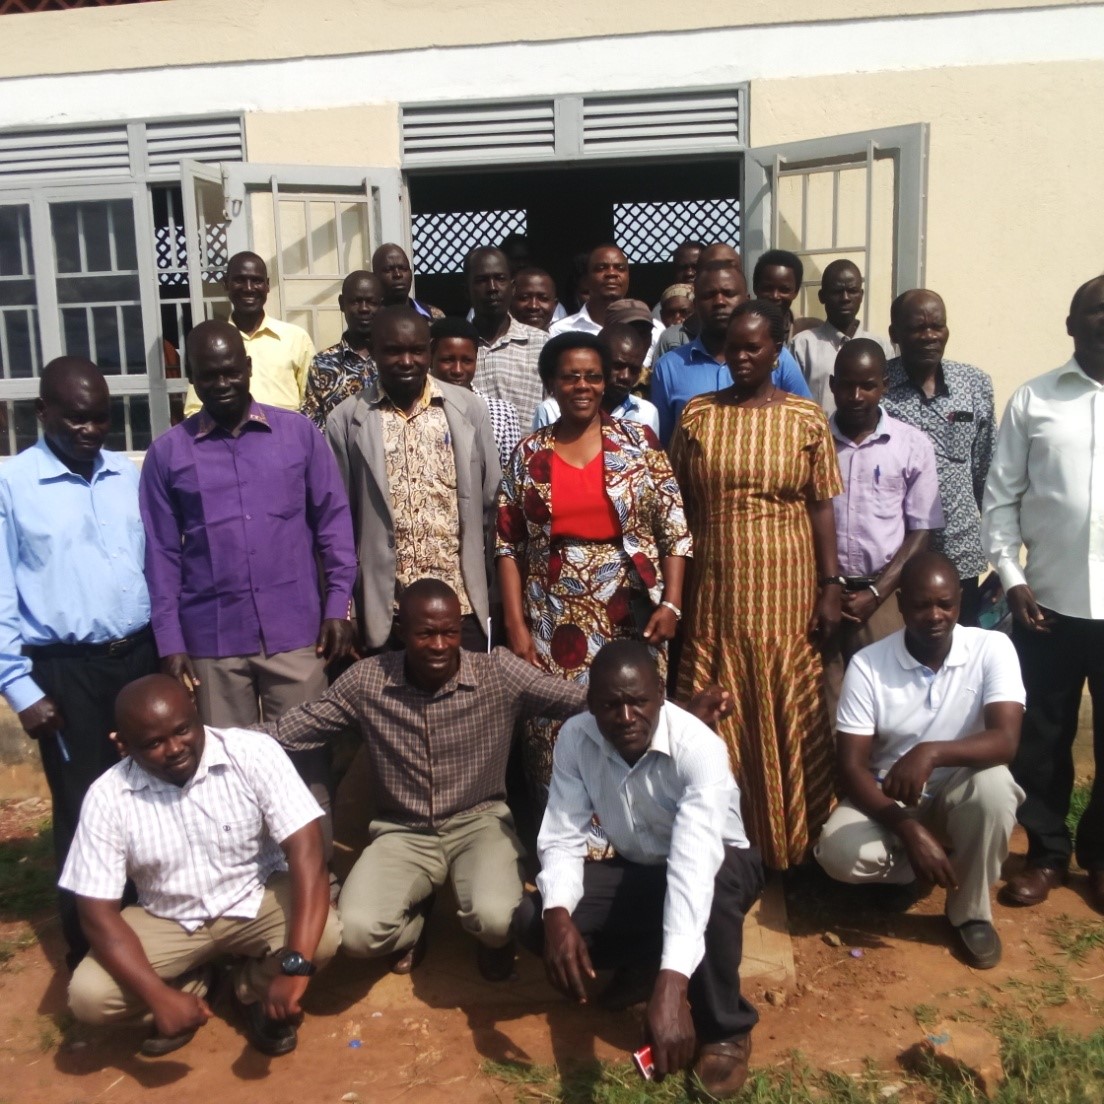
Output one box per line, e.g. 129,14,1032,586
1,788,1102,1104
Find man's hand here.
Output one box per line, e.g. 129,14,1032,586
685,685,734,728
149,986,212,1039
1006,584,1054,633
881,744,937,807
161,653,200,694
263,973,309,1023
809,586,842,645
542,907,595,1003
316,618,357,663
642,605,679,646
505,621,540,668
18,696,64,741
897,819,958,889
646,970,696,1081
841,588,879,625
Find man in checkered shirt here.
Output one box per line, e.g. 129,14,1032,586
61,675,341,1059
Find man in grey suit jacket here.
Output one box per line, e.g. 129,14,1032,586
325,306,501,653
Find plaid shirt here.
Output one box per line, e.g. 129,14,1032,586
471,316,547,426
301,335,377,430
265,648,586,827
59,727,323,930
884,357,995,578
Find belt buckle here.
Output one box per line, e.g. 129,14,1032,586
106,636,129,657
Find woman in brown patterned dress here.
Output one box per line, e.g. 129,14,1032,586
496,332,692,798
670,300,843,870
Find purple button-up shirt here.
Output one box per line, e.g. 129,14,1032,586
831,409,944,577
140,402,357,659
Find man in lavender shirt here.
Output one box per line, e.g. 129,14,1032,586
140,322,358,824
824,339,944,718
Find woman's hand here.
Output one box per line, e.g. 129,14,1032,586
809,585,842,647
505,620,540,667
642,604,679,645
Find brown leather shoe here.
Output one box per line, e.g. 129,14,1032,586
1001,865,1067,907
1087,868,1104,914
693,1033,752,1101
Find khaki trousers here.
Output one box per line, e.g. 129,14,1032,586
338,803,525,957
814,765,1024,926
68,873,343,1025
823,594,905,726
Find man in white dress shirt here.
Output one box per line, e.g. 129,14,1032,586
792,259,895,415
815,553,1025,968
982,275,1104,913
515,641,761,1100
61,675,341,1058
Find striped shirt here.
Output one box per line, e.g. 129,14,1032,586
59,727,323,931
537,701,749,978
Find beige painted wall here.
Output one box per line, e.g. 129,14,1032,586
0,0,1091,79
244,106,401,168
751,59,1104,409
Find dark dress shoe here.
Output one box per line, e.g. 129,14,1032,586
693,1033,752,1100
1001,865,1067,907
139,1028,196,1057
953,919,1002,969
391,928,428,975
476,940,516,982
1087,868,1104,914
597,959,660,1010
240,997,298,1056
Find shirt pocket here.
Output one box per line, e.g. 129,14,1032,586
210,816,265,869
869,472,907,520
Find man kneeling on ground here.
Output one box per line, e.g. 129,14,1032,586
515,641,763,1100
815,552,1025,969
63,675,340,1057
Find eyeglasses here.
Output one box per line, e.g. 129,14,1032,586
556,372,605,385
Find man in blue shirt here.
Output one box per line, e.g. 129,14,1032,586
0,358,157,969
651,266,812,445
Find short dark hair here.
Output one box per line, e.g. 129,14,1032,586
753,249,804,291
899,551,961,595
728,299,786,346
537,331,612,388
429,317,480,349
463,245,509,279
590,640,660,687
1070,275,1104,317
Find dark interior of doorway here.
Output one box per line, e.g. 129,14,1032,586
407,156,740,318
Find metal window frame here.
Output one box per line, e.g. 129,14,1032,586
741,124,929,307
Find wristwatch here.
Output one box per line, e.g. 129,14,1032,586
818,575,846,588
274,947,316,977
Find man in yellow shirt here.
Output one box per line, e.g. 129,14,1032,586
184,252,315,415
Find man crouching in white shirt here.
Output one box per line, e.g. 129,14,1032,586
815,552,1025,969
61,675,341,1058
514,641,763,1100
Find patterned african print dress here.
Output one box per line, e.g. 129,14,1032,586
670,392,843,870
496,415,692,792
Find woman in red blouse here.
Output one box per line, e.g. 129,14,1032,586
496,332,692,796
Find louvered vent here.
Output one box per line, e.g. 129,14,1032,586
0,125,131,181
145,118,243,173
582,91,741,154
402,101,556,165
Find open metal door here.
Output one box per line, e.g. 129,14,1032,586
742,124,928,330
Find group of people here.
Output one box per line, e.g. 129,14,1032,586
1,220,1102,1099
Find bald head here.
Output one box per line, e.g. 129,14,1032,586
900,551,960,597
39,357,107,406
114,674,205,786
186,319,246,368
836,337,887,375
186,320,251,424
397,579,463,690
890,288,945,327
398,578,461,620
115,674,195,739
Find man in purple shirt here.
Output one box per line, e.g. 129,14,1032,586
824,340,944,716
140,322,358,798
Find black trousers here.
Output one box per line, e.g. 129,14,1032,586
515,845,763,1042
29,633,159,966
1012,613,1104,870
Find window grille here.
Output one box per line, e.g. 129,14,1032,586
412,209,527,276
614,198,740,265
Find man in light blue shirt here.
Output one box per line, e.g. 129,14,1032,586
532,323,661,437
0,358,156,968
514,641,762,1100
651,266,812,445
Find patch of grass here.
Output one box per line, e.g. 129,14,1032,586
912,1003,940,1028
0,928,38,967
1047,914,1104,964
0,817,54,920
1067,783,1090,835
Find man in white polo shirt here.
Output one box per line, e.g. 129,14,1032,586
815,552,1025,969
61,675,341,1058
